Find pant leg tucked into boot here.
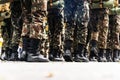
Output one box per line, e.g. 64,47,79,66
98,49,107,62
63,40,73,62
74,44,89,62
27,38,49,62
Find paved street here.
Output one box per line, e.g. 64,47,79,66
0,62,120,80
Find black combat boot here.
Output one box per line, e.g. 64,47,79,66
106,49,112,62
49,46,64,61
98,49,107,62
89,40,98,62
74,44,89,62
8,44,19,61
27,38,49,62
19,37,29,61
113,49,119,62
0,47,11,60
63,40,73,62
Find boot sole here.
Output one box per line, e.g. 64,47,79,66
27,58,49,62
74,58,89,62
52,58,64,62
63,55,73,62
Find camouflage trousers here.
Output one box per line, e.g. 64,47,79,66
21,10,47,39
65,21,88,52
21,0,49,55
39,33,49,57
1,18,13,51
21,10,49,55
65,0,89,52
10,1,23,48
48,9,64,53
107,15,120,50
90,8,109,49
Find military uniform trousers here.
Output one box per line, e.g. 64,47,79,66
10,1,23,48
65,0,89,52
90,8,109,49
2,18,13,52
47,8,64,53
107,15,120,50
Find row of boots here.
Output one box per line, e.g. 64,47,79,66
89,48,120,62
63,40,89,62
89,40,120,62
0,37,49,62
1,38,120,62
63,40,120,62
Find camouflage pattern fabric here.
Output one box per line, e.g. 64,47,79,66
64,0,76,23
0,2,11,22
64,0,89,52
74,0,89,24
10,0,23,48
74,0,89,44
21,0,48,39
90,8,109,49
0,2,12,51
47,0,64,52
64,0,76,41
39,33,49,57
107,15,120,50
21,0,48,56
2,18,13,51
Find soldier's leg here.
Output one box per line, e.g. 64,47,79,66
22,21,49,62
73,1,89,62
19,36,29,61
21,0,49,62
1,18,13,60
84,22,91,60
39,29,49,58
44,36,49,58
28,15,49,62
112,15,120,62
88,9,99,61
74,22,89,62
63,23,74,62
40,38,47,57
97,8,109,62
106,15,113,62
48,0,64,61
9,1,23,61
27,38,48,62
1,25,9,60
63,0,76,62
48,12,64,61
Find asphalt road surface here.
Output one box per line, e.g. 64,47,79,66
0,62,120,80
